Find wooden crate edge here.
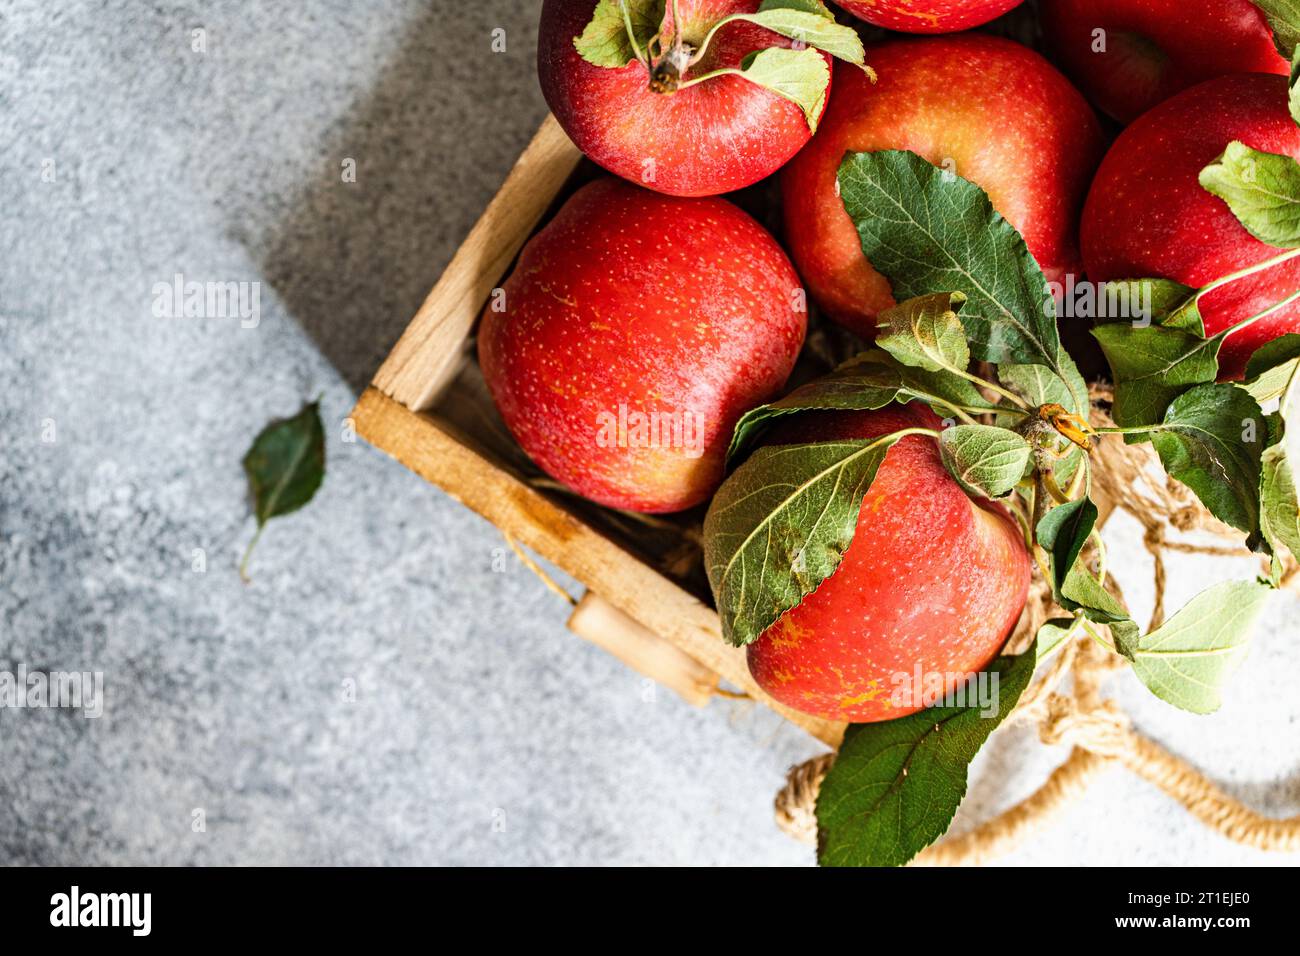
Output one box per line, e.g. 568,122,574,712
350,387,844,747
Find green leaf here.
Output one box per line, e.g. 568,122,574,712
998,363,1073,410
816,648,1035,867
1128,580,1273,714
732,1,868,66
736,46,831,132
1036,619,1076,662
727,358,905,464
1036,497,1097,602
1144,383,1268,536
938,425,1031,499
1199,141,1300,248
1242,333,1300,404
703,432,914,646
1261,417,1300,562
573,0,665,67
241,400,326,580
1036,497,1136,646
836,149,1088,416
1091,278,1204,334
726,350,996,464
1091,323,1221,431
1291,46,1300,124
875,291,970,374
1253,0,1300,58
1060,563,1140,657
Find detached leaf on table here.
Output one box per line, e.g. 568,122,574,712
241,400,326,580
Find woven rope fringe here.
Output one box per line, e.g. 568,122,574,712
774,385,1300,862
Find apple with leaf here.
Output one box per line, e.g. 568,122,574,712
539,0,875,196
1084,72,1300,382
463,0,1300,867
781,33,1104,340
703,34,1300,858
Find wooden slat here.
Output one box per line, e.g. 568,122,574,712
567,592,720,707
373,114,584,410
351,387,845,748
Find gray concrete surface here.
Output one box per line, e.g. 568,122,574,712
1,0,1298,866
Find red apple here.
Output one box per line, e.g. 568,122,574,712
538,0,834,197
1040,0,1287,124
477,177,806,513
1081,73,1300,380
781,35,1104,341
746,404,1031,723
834,0,1023,33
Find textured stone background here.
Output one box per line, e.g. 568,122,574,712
1,0,1297,866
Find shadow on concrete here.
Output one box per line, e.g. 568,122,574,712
249,3,548,393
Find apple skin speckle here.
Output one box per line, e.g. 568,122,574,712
478,177,807,514
1040,0,1287,124
836,0,1023,34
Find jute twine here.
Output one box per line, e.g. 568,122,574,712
774,385,1300,862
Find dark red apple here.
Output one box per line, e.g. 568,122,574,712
781,35,1104,341
746,404,1031,723
834,0,1023,33
538,0,834,197
477,177,806,513
1040,0,1287,124
1081,73,1300,380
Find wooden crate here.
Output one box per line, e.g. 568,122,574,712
350,115,845,748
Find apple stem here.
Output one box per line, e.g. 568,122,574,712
1066,453,1090,500
617,0,650,69
1210,286,1300,344
954,366,1030,410
1095,424,1160,435
239,524,264,584
1196,246,1300,303
1079,619,1119,656
1040,467,1071,505
687,13,746,71
647,0,695,93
